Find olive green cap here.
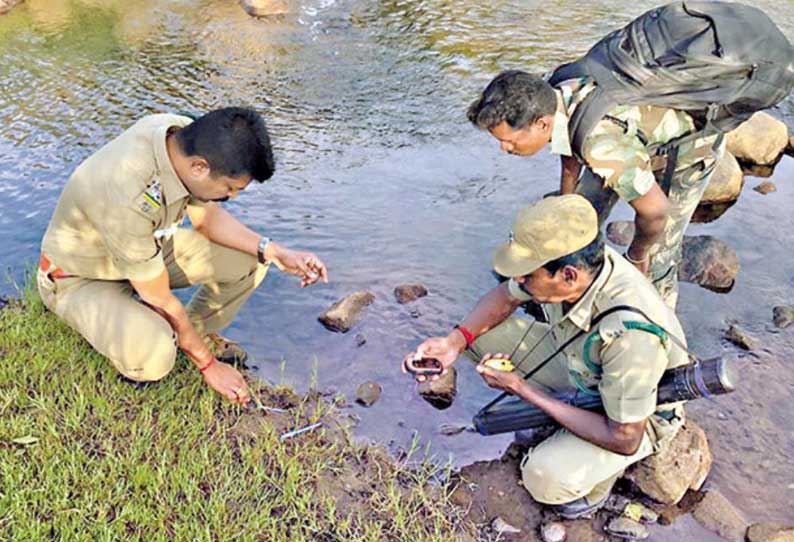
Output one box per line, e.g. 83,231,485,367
492,194,598,277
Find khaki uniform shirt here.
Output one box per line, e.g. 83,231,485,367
550,77,720,202
506,246,689,424
41,114,204,282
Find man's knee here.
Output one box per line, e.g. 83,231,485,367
520,452,587,505
116,328,178,383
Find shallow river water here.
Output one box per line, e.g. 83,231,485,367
2,0,794,534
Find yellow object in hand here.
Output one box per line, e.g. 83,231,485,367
483,358,515,372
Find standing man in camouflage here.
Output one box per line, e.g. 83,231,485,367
38,108,328,404
467,70,723,308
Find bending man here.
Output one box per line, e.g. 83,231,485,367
405,195,687,517
38,108,327,404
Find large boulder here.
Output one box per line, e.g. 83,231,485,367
726,112,789,166
691,490,747,542
747,523,794,542
318,291,375,333
700,152,744,204
678,235,740,291
625,421,712,505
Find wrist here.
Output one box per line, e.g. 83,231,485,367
264,240,281,263
257,236,273,264
198,356,217,374
450,325,473,352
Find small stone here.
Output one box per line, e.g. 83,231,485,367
355,333,367,347
409,308,421,318
773,306,794,329
540,521,566,542
418,367,457,410
604,494,631,514
747,522,794,542
393,284,428,304
691,490,747,541
606,221,635,247
724,323,757,350
492,516,521,535
355,381,381,407
318,291,375,333
239,0,288,17
678,235,740,291
605,517,649,540
753,181,777,195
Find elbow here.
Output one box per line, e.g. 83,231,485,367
613,437,643,457
608,424,645,456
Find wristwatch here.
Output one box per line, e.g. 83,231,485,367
257,236,271,264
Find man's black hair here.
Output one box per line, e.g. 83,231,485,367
175,107,275,182
541,233,605,276
467,70,557,131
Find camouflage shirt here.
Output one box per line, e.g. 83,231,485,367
550,77,720,202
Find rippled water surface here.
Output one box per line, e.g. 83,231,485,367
2,0,794,531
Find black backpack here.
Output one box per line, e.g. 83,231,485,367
548,1,794,162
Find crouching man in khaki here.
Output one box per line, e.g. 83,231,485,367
38,107,327,404
405,195,686,518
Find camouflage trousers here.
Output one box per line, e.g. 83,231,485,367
576,138,726,309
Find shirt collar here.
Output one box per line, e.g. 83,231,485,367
152,124,190,205
560,247,616,331
549,89,573,157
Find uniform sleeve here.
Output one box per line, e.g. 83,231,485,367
597,329,668,424
582,123,657,202
507,279,532,301
99,205,166,282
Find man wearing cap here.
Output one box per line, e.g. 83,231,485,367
467,71,725,309
38,107,328,405
405,194,687,517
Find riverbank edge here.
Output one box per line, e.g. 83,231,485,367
0,282,477,542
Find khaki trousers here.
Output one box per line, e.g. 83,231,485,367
37,229,269,382
576,140,725,309
468,317,654,505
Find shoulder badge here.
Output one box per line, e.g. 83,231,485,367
139,178,162,214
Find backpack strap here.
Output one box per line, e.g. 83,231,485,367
477,304,691,414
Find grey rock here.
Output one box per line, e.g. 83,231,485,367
724,323,757,350
773,306,794,329
701,152,744,204
691,490,747,542
678,235,740,290
492,516,521,535
418,366,457,410
318,291,375,333
604,517,649,540
753,181,777,195
626,421,712,505
355,381,381,407
393,284,428,304
606,221,635,247
747,522,794,542
726,112,789,166
540,521,566,542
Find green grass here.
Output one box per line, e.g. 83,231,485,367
0,283,474,542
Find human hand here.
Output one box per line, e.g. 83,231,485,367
476,353,524,394
202,360,251,404
402,332,465,383
268,242,329,287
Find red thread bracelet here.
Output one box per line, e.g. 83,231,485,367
455,325,475,348
199,357,216,373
